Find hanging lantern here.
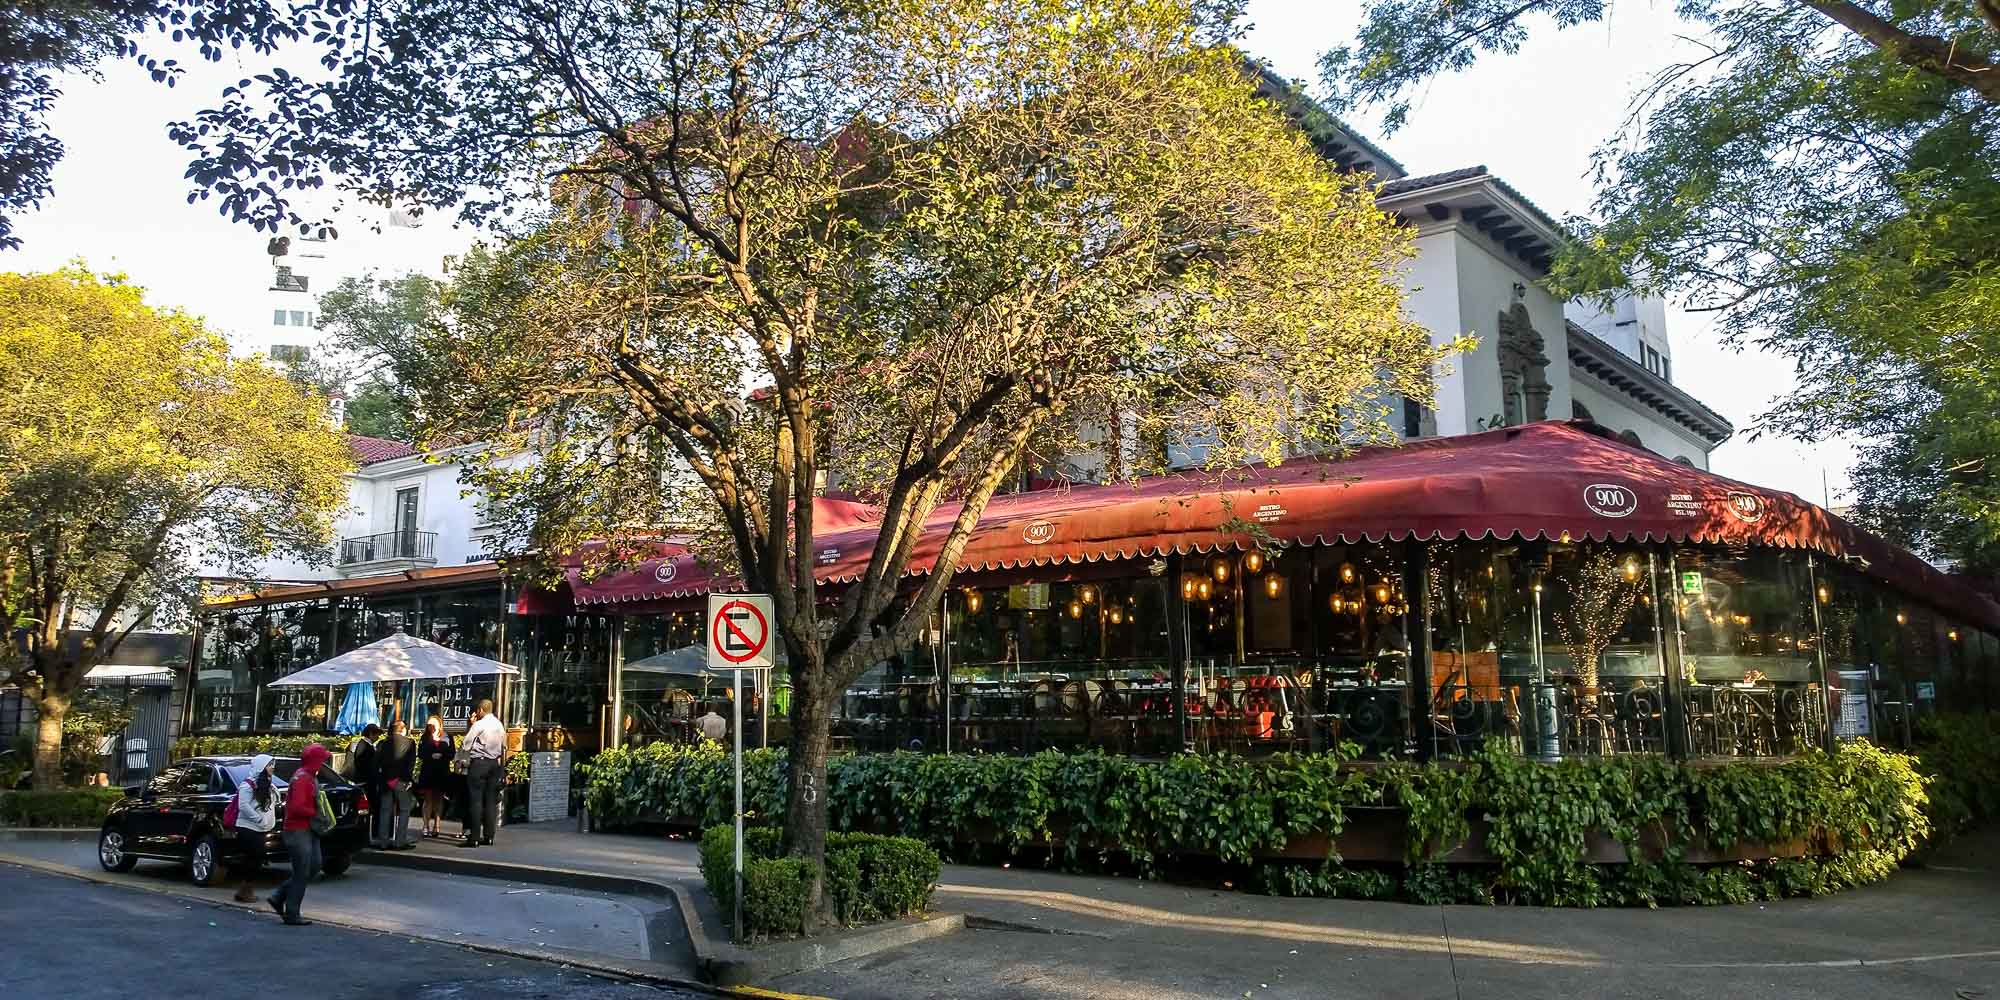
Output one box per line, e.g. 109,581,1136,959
1263,573,1283,599
1896,611,1907,625
1243,550,1265,574
1181,575,1199,601
1080,585,1097,605
1339,562,1357,584
1622,558,1640,581
965,590,983,614
1069,601,1083,620
1328,594,1342,613
1373,583,1391,604
1197,579,1213,601
1817,586,1830,604
1949,629,1960,641
1109,607,1124,625
1211,557,1231,583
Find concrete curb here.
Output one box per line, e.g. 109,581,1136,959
0,850,719,996
699,912,967,987
353,845,966,987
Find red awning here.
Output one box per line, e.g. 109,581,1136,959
808,421,2000,630
557,421,2000,630
564,496,883,606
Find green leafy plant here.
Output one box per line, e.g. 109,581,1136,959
698,824,939,941
596,720,1989,909
171,734,358,760
0,787,125,827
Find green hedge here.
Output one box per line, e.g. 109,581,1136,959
0,788,126,828
586,718,1997,908
172,734,358,760
698,825,941,941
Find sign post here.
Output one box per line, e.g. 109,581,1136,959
708,593,775,944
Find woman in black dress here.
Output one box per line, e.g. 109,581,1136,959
416,715,456,838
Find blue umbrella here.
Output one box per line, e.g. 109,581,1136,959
333,681,379,735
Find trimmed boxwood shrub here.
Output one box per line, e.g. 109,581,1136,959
171,734,358,760
698,825,942,941
0,787,126,828
599,717,1996,909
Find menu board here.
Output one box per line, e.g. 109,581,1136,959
528,751,571,823
1834,670,1871,739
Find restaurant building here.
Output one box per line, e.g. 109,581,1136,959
186,95,1994,762
192,421,2000,764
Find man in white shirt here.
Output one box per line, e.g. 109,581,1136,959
697,707,727,743
460,700,506,848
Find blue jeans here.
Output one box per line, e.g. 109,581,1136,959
277,829,318,920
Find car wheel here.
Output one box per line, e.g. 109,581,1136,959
98,825,137,873
189,833,223,887
320,852,352,878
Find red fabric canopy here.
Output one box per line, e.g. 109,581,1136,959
565,496,883,606
810,421,2000,630
561,421,2000,630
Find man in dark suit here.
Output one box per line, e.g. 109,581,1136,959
347,723,382,846
375,720,418,849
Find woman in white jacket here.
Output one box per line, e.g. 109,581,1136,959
233,754,278,902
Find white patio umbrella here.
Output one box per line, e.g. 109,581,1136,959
267,632,520,686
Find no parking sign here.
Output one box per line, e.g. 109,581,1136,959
707,594,775,670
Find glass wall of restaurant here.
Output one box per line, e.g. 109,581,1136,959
195,545,1990,761
823,539,1989,760
615,606,777,750
194,587,617,750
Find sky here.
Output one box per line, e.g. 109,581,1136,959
6,0,1856,505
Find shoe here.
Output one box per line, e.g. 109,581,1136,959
282,917,313,927
265,895,283,917
480,839,493,846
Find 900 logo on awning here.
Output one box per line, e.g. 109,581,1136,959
1583,483,1639,518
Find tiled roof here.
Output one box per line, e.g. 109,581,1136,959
346,434,420,465
1377,165,1490,198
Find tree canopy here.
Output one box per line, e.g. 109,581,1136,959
1322,0,2000,574
0,266,352,787
326,0,1452,907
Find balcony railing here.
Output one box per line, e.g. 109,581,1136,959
339,530,438,566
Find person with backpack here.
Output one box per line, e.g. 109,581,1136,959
229,754,278,902
269,743,332,926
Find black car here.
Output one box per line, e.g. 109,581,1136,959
98,755,371,887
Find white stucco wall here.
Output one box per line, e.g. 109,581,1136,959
1447,229,1571,430
1568,378,1715,468
349,454,490,566
1397,229,1469,436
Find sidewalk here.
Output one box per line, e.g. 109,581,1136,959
0,829,696,985
363,820,2000,999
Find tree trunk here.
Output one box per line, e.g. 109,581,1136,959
783,684,834,929
31,691,69,790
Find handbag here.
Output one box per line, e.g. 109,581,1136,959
310,786,335,835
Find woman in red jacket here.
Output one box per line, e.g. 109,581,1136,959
269,743,330,926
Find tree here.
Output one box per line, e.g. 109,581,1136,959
0,0,335,248
1550,549,1644,693
303,272,440,440
326,0,1449,916
1320,0,2000,568
0,266,352,789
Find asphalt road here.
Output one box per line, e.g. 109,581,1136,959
0,865,707,1000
